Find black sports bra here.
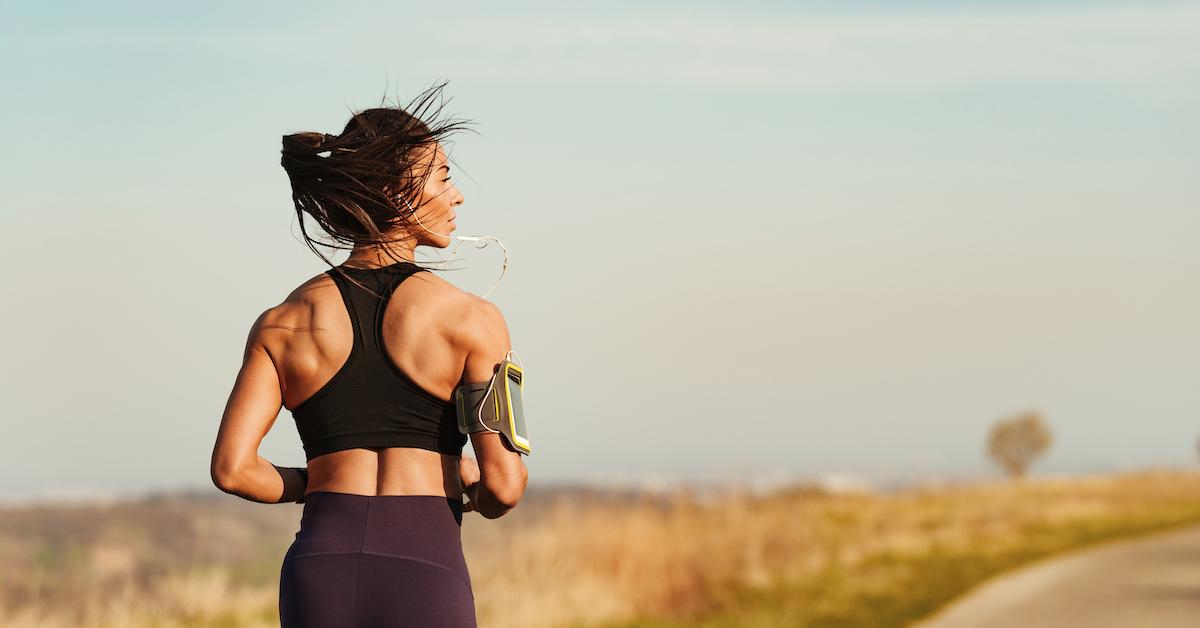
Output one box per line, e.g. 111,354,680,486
289,261,467,461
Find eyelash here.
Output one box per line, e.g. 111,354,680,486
442,176,452,182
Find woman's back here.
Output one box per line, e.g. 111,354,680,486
265,261,478,499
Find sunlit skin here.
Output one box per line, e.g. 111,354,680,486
210,142,528,516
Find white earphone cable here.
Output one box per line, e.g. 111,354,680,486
473,349,522,431
398,195,509,299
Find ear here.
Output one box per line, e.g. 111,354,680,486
384,183,420,213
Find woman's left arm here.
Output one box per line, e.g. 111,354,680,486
210,309,306,504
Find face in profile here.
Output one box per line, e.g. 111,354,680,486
401,142,463,248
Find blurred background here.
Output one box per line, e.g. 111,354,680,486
1,1,1197,626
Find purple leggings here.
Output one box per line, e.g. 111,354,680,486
279,491,477,627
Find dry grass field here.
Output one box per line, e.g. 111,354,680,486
3,469,1200,627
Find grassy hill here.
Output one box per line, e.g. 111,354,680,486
3,470,1200,627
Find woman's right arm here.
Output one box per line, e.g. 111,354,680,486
458,299,529,519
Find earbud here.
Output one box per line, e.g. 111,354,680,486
397,195,509,299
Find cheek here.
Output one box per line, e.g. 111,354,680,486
420,179,437,202
429,184,454,210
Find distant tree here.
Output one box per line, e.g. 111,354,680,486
986,410,1053,479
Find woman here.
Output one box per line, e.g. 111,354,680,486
210,82,529,627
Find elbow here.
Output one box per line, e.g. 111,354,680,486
210,456,244,494
483,463,529,512
211,466,237,494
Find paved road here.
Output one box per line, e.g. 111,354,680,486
915,524,1200,628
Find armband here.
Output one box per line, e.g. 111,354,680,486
455,351,530,455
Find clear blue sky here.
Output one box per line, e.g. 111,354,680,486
1,1,1197,502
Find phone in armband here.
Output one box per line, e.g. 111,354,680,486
454,350,530,455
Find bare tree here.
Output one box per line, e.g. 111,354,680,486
987,410,1053,479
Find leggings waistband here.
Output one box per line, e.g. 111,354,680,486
289,491,465,558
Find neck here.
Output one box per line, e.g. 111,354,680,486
343,236,418,267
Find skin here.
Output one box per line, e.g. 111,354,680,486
210,142,528,518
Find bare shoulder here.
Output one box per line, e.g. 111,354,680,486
446,292,511,383
247,271,336,341
434,285,511,354
271,271,335,314
404,270,499,319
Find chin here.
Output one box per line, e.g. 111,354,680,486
421,229,452,246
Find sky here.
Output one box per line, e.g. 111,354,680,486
0,0,1197,502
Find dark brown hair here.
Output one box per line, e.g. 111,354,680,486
280,80,477,294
